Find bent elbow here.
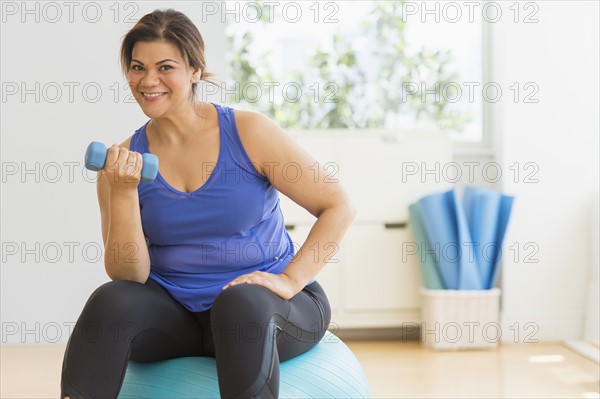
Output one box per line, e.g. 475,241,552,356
342,199,357,227
346,199,357,221
105,261,149,284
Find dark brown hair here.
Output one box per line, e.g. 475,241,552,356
120,9,215,102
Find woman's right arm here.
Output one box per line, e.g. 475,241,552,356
97,139,151,283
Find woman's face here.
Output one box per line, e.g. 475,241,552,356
126,39,199,119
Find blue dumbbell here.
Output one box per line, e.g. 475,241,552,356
84,141,159,183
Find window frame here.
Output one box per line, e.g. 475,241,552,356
222,5,494,159
452,18,494,158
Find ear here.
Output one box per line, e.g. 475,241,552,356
192,68,202,83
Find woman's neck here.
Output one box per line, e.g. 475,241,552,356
148,102,211,146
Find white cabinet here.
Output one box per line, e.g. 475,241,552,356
281,130,452,329
342,224,423,312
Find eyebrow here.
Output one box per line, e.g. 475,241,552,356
131,59,180,65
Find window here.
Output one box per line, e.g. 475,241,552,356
224,1,483,142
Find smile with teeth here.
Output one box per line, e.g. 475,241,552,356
142,92,167,98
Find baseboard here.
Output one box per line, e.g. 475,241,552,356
336,313,592,343
564,339,600,363
333,327,420,342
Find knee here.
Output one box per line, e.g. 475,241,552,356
81,280,146,321
211,284,276,324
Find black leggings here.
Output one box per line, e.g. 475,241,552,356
60,277,331,399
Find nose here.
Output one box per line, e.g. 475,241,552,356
140,70,159,87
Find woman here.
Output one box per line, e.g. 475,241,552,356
60,8,355,399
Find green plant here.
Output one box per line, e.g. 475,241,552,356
225,0,474,132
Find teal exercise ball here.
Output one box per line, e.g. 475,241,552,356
118,331,371,398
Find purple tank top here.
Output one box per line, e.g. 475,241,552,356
129,103,305,312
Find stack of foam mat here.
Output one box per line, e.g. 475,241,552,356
409,187,514,290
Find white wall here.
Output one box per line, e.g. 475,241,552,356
0,1,226,344
491,1,600,341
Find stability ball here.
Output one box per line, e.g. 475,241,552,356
118,331,371,398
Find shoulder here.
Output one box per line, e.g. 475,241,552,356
232,108,277,133
231,108,291,146
231,108,294,176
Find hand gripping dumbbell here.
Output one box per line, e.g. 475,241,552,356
84,142,159,183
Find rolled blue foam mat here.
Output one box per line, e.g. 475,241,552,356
415,188,483,290
410,186,514,290
463,187,514,289
408,204,445,289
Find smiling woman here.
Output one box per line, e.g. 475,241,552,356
119,9,214,104
59,7,356,399
125,40,205,128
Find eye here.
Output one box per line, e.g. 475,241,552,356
160,65,173,71
130,64,143,71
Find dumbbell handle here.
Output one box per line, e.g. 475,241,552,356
84,141,159,183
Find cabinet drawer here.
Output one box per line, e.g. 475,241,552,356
341,223,423,312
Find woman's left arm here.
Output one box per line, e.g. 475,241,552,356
222,111,356,299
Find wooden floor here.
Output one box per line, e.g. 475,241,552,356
347,340,599,398
1,340,598,398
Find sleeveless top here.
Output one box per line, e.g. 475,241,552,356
129,103,309,312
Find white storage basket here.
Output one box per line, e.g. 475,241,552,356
420,288,501,350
